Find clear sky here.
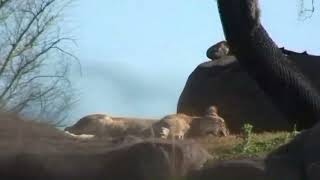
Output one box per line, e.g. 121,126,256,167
65,0,320,125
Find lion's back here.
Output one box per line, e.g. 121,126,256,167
150,114,191,138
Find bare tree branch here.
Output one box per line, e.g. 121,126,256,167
0,0,12,9
0,0,55,78
299,0,316,19
0,0,79,125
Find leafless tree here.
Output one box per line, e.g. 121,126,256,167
299,0,317,19
0,0,78,126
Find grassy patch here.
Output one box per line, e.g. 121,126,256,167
198,124,298,162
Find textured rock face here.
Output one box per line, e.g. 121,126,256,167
206,41,230,60
177,51,320,133
188,159,266,180
178,56,289,133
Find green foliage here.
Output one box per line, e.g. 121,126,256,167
200,123,301,163
229,123,298,158
291,124,300,137
241,123,253,152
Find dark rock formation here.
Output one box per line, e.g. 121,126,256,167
178,55,282,132
188,159,267,180
206,41,230,60
178,45,320,133
195,0,320,179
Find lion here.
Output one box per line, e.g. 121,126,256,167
65,114,153,138
147,106,229,139
147,114,192,140
189,105,229,137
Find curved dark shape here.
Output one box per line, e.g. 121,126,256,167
217,0,320,129
206,41,230,60
177,56,290,133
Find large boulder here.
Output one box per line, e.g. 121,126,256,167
99,139,212,179
188,159,267,180
298,122,320,180
178,49,320,133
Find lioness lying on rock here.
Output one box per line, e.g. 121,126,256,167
65,114,153,138
66,106,229,140
147,106,229,139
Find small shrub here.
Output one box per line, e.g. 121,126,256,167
200,123,301,162
241,123,254,153
291,124,300,137
230,123,297,158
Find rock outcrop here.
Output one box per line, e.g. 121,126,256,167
206,41,230,60
178,49,320,133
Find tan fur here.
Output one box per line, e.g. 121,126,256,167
201,106,229,136
195,115,229,137
64,131,95,139
67,107,229,140
65,114,154,138
149,114,192,139
149,106,229,139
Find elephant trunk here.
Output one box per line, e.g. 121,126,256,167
217,0,320,129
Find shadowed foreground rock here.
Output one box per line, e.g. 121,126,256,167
265,122,320,180
0,113,211,180
188,159,267,180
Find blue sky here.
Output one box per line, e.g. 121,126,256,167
65,0,320,124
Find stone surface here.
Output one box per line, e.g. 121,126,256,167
188,159,267,180
178,51,320,133
206,40,230,60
